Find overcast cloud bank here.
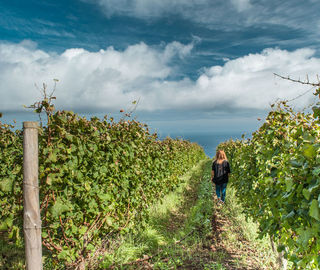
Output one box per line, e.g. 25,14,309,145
0,40,319,113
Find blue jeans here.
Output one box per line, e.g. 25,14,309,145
215,183,227,202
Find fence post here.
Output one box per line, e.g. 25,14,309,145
23,121,42,270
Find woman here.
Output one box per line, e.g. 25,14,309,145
211,150,231,203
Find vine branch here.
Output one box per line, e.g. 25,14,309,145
274,73,320,87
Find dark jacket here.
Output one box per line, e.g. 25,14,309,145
212,160,231,185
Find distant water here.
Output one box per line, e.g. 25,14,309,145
1,112,249,158
159,131,246,158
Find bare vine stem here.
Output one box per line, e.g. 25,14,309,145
274,73,320,87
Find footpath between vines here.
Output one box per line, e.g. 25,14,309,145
106,160,278,270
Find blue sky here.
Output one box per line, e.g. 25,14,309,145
1,0,320,138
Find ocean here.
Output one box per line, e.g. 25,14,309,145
158,131,246,158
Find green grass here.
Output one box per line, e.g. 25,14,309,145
209,177,278,269
0,235,25,269
100,159,278,270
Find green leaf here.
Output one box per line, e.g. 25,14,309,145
46,176,52,185
309,199,320,221
0,178,13,192
86,243,95,251
42,231,48,238
289,159,303,168
106,216,113,226
84,182,91,191
297,228,313,247
57,249,70,260
312,167,320,176
51,197,70,218
308,182,319,193
78,226,87,235
312,106,320,118
0,217,12,231
277,244,286,252
48,152,57,162
303,144,316,159
0,222,8,231
285,178,293,192
302,189,311,200
282,210,295,220
98,193,111,201
65,134,73,141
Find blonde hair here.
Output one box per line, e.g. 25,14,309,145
215,150,227,163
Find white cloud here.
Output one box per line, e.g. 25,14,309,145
164,41,194,60
0,40,192,111
230,0,252,12
193,48,320,110
84,0,320,37
86,0,240,27
1,40,320,113
89,0,200,19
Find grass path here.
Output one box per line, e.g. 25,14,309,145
104,160,278,270
209,194,277,270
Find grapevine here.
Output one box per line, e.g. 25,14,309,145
219,90,320,269
0,96,206,268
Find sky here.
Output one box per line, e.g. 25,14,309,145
1,0,320,151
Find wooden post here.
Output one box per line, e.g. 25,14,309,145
23,121,42,270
